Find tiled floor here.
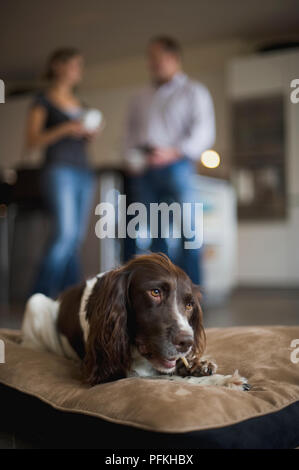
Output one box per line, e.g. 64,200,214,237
0,288,298,448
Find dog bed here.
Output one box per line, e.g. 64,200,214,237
0,326,298,448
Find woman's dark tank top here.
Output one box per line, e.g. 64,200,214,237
32,93,89,168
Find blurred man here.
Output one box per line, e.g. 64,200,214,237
123,36,215,284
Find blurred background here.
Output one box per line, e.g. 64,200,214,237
1,0,299,328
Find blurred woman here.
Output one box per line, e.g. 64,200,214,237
26,48,100,297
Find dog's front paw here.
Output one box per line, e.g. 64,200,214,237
176,356,218,377
193,358,218,377
221,370,251,391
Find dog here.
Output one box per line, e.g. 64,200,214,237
22,253,250,390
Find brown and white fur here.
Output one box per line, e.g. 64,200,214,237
22,253,250,391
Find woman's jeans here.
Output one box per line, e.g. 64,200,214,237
33,164,95,297
124,157,201,285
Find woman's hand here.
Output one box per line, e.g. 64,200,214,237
62,121,86,138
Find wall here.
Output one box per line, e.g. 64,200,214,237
228,49,299,286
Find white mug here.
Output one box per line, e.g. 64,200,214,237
81,109,103,132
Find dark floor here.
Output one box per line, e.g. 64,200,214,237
204,288,299,328
0,431,41,449
0,288,298,449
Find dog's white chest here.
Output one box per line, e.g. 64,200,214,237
129,349,156,377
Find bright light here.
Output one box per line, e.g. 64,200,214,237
201,150,220,169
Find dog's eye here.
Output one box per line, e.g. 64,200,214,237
150,288,161,298
186,302,193,311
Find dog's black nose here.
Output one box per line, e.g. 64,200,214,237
173,331,194,352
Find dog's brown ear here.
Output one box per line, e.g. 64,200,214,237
84,268,131,385
190,284,206,357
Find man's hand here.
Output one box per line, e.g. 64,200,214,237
148,147,182,167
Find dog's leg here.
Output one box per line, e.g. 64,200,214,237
21,293,63,355
147,370,250,391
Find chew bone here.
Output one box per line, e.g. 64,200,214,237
181,357,190,368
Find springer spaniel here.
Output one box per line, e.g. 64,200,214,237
22,253,250,390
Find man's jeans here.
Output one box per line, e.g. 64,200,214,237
124,157,201,284
33,164,95,297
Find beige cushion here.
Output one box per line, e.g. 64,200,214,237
0,326,298,433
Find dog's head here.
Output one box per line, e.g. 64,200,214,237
84,253,205,385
